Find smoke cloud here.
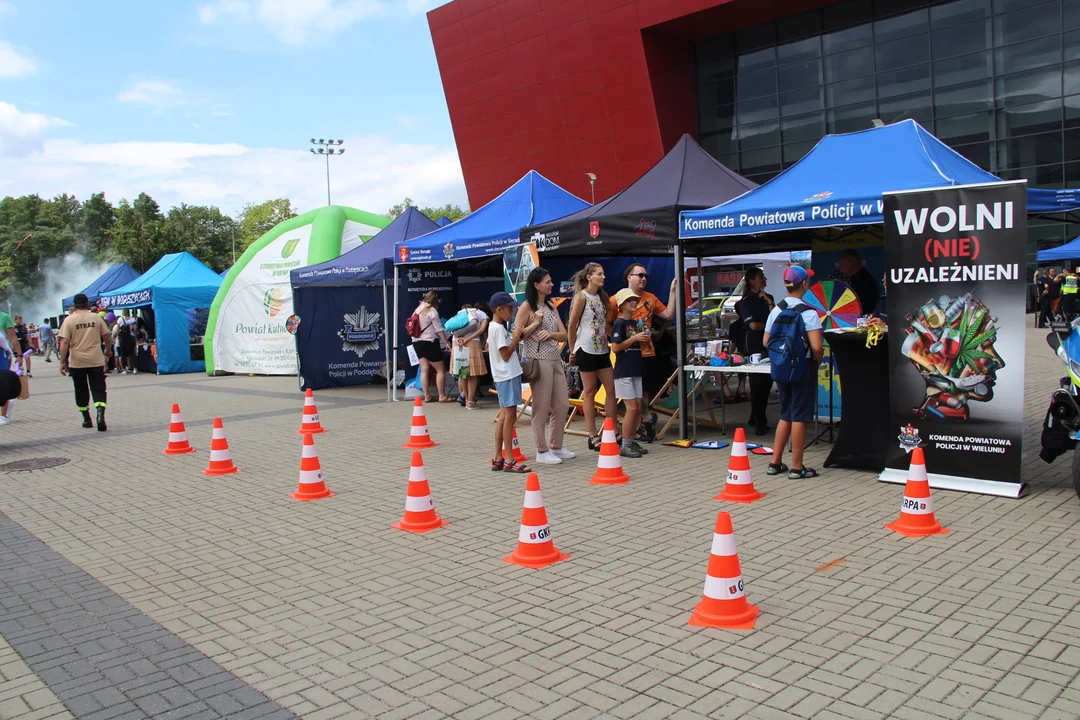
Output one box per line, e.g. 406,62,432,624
5,254,112,324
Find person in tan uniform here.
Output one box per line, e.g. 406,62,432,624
58,293,112,431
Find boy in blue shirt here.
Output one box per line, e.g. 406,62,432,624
610,288,651,458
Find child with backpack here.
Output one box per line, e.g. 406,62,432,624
764,266,825,479
487,292,531,473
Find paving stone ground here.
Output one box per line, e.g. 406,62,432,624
1,325,1079,719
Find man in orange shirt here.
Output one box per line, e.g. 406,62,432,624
608,264,678,442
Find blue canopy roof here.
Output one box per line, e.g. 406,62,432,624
100,251,222,308
680,120,1080,242
395,170,588,264
436,215,452,227
292,206,439,287
1039,237,1080,262
62,263,140,308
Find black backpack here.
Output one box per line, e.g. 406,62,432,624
118,322,133,341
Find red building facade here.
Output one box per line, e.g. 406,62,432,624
427,0,833,208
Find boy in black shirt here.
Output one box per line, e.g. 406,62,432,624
611,288,650,458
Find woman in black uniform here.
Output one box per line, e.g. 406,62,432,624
738,268,773,436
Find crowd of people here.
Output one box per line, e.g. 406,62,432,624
409,261,826,480
1036,267,1080,327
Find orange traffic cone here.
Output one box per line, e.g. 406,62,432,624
504,473,568,569
716,428,764,503
297,389,326,434
886,447,949,537
403,397,438,449
163,404,195,455
689,511,759,630
202,418,239,476
291,433,334,501
503,427,528,463
392,451,447,533
591,417,628,485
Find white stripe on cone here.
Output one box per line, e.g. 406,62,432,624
732,441,747,455
598,454,622,469
302,444,317,459
703,574,746,600
171,413,182,423
302,412,319,423
298,469,323,484
726,469,752,485
601,427,618,443
710,533,738,557
908,462,928,482
212,429,225,440
413,406,425,416
169,432,187,442
405,495,434,512
523,489,544,509
901,496,934,515
518,524,552,543
209,448,231,461
409,466,427,481
410,426,429,437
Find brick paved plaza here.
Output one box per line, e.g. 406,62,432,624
1,326,1079,719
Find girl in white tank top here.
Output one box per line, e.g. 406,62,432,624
567,263,620,450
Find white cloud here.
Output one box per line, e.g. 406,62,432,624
0,101,70,157
196,0,427,45
0,122,466,216
117,80,187,108
0,41,35,79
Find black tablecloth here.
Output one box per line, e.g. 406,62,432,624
824,331,891,471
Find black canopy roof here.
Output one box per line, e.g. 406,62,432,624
520,133,757,256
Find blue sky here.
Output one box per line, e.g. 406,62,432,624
0,0,466,215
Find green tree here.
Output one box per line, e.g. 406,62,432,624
0,194,80,298
163,204,237,272
386,197,414,219
237,198,296,251
112,193,165,272
78,193,117,259
420,203,469,223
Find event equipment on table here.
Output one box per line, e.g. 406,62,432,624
802,280,861,330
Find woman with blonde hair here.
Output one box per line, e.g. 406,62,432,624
567,262,619,451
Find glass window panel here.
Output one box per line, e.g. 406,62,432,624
739,119,780,150
778,60,822,92
824,46,875,82
782,112,826,142
935,111,994,145
998,164,1065,188
994,4,1060,46
998,130,1064,168
875,0,928,16
822,24,874,54
1067,61,1080,96
697,35,733,61
931,19,990,59
996,66,1063,107
777,12,822,43
736,68,777,101
740,146,782,175
824,1,873,31
993,0,1057,11
780,87,824,117
930,0,990,28
934,80,993,118
875,33,929,72
1068,1,1080,31
877,64,932,98
879,91,933,124
698,104,735,135
738,96,779,125
697,79,736,108
1066,161,1080,187
996,36,1061,76
777,37,821,64
737,47,776,75
953,141,993,169
827,76,877,107
875,9,928,42
736,25,776,53
1067,30,1080,63
697,57,735,85
783,139,820,166
933,51,992,88
1066,94,1080,128
827,102,877,133
997,98,1063,138
1067,129,1080,161
699,133,737,167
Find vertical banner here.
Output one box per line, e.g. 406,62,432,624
883,181,1027,497
294,286,386,390
503,243,539,301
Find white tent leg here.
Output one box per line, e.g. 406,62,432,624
392,265,400,402
383,279,391,402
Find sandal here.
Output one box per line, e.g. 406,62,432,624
490,458,505,471
767,462,789,476
503,460,531,473
423,396,436,403
788,467,820,479
438,396,455,403
735,392,748,402
587,435,601,452
466,402,478,410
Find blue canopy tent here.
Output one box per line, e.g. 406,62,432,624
436,216,452,227
291,207,439,394
1038,237,1080,263
62,263,140,310
680,120,1080,250
99,252,222,375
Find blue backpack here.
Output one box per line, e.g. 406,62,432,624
767,300,811,384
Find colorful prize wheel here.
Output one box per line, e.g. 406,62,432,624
802,280,862,329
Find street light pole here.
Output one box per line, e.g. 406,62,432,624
310,138,346,206
585,173,596,204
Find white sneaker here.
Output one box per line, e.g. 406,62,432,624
133,369,138,374
533,451,563,465
0,416,10,425
551,447,576,460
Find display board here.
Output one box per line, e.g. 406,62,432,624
882,181,1027,497
294,285,387,390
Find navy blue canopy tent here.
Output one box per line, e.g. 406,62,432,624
1038,237,1080,263
99,252,222,375
680,120,1080,252
62,263,140,310
436,215,452,227
291,207,439,392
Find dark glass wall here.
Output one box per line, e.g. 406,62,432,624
696,0,1080,259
